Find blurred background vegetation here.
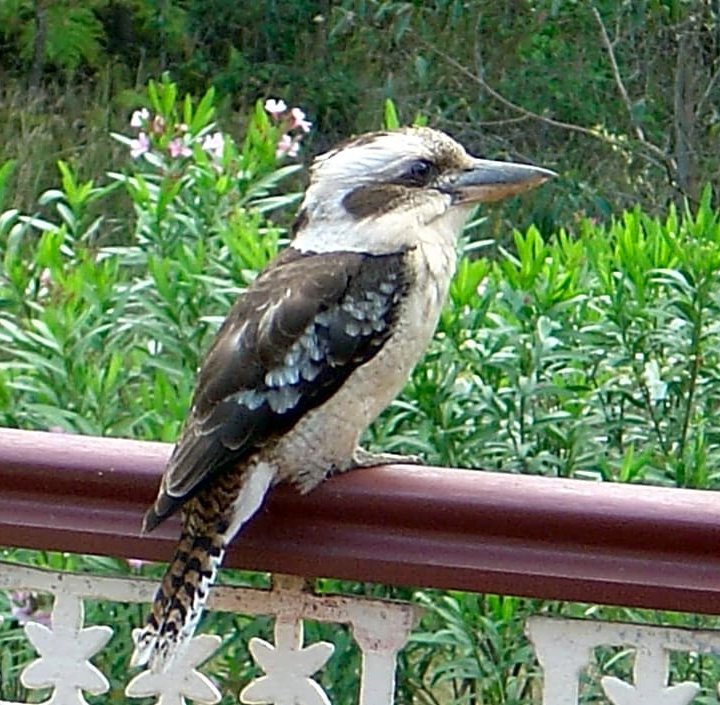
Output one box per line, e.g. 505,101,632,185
3,1,720,703
2,0,719,225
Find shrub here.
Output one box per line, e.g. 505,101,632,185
378,189,720,491
4,78,720,703
0,77,303,440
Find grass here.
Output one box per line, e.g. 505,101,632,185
0,80,125,215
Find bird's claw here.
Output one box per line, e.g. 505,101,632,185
350,447,424,469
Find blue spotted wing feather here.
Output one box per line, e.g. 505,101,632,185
142,248,409,531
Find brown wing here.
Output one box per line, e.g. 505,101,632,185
143,247,410,531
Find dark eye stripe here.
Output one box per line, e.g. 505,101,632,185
341,158,442,219
342,184,408,218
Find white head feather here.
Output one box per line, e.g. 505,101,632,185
293,127,477,255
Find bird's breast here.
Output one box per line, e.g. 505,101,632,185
267,241,456,486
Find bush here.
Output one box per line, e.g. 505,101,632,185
0,76,303,439
3,78,720,703
378,188,720,491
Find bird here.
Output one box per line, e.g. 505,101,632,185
131,126,554,671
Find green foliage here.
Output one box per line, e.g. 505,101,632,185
6,72,720,701
383,98,401,130
407,592,537,704
0,78,300,440
0,161,15,212
0,0,106,75
3,1,718,228
369,189,720,491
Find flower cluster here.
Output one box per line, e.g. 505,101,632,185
127,108,224,163
264,98,312,158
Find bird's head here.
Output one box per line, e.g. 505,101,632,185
293,126,555,255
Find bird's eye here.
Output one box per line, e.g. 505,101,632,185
399,159,437,186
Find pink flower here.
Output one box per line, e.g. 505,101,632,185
264,98,287,117
202,132,224,159
276,133,300,158
130,108,150,128
290,107,312,133
150,114,166,136
168,138,192,159
130,132,150,159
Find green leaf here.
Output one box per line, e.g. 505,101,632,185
383,98,400,129
0,159,15,210
160,74,178,117
147,79,161,114
190,87,217,134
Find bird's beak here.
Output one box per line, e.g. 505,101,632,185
443,159,556,204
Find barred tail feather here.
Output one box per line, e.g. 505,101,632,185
130,530,226,672
131,462,276,672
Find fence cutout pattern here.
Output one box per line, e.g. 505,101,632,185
527,616,720,705
3,561,720,704
0,562,418,705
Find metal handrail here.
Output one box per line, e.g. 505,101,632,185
1,426,720,613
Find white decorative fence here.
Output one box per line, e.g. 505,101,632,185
4,561,720,704
527,617,720,705
0,563,417,705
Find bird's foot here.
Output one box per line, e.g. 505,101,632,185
325,448,423,480
348,447,424,470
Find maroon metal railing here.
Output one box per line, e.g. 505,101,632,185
1,426,720,613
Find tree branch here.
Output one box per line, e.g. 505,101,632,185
591,6,675,172
591,6,645,142
696,60,720,118
29,0,47,91
417,35,674,178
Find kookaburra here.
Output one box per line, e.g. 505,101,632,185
131,126,553,670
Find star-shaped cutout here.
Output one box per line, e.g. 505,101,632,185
20,592,112,698
602,675,699,705
240,620,334,705
125,632,221,705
